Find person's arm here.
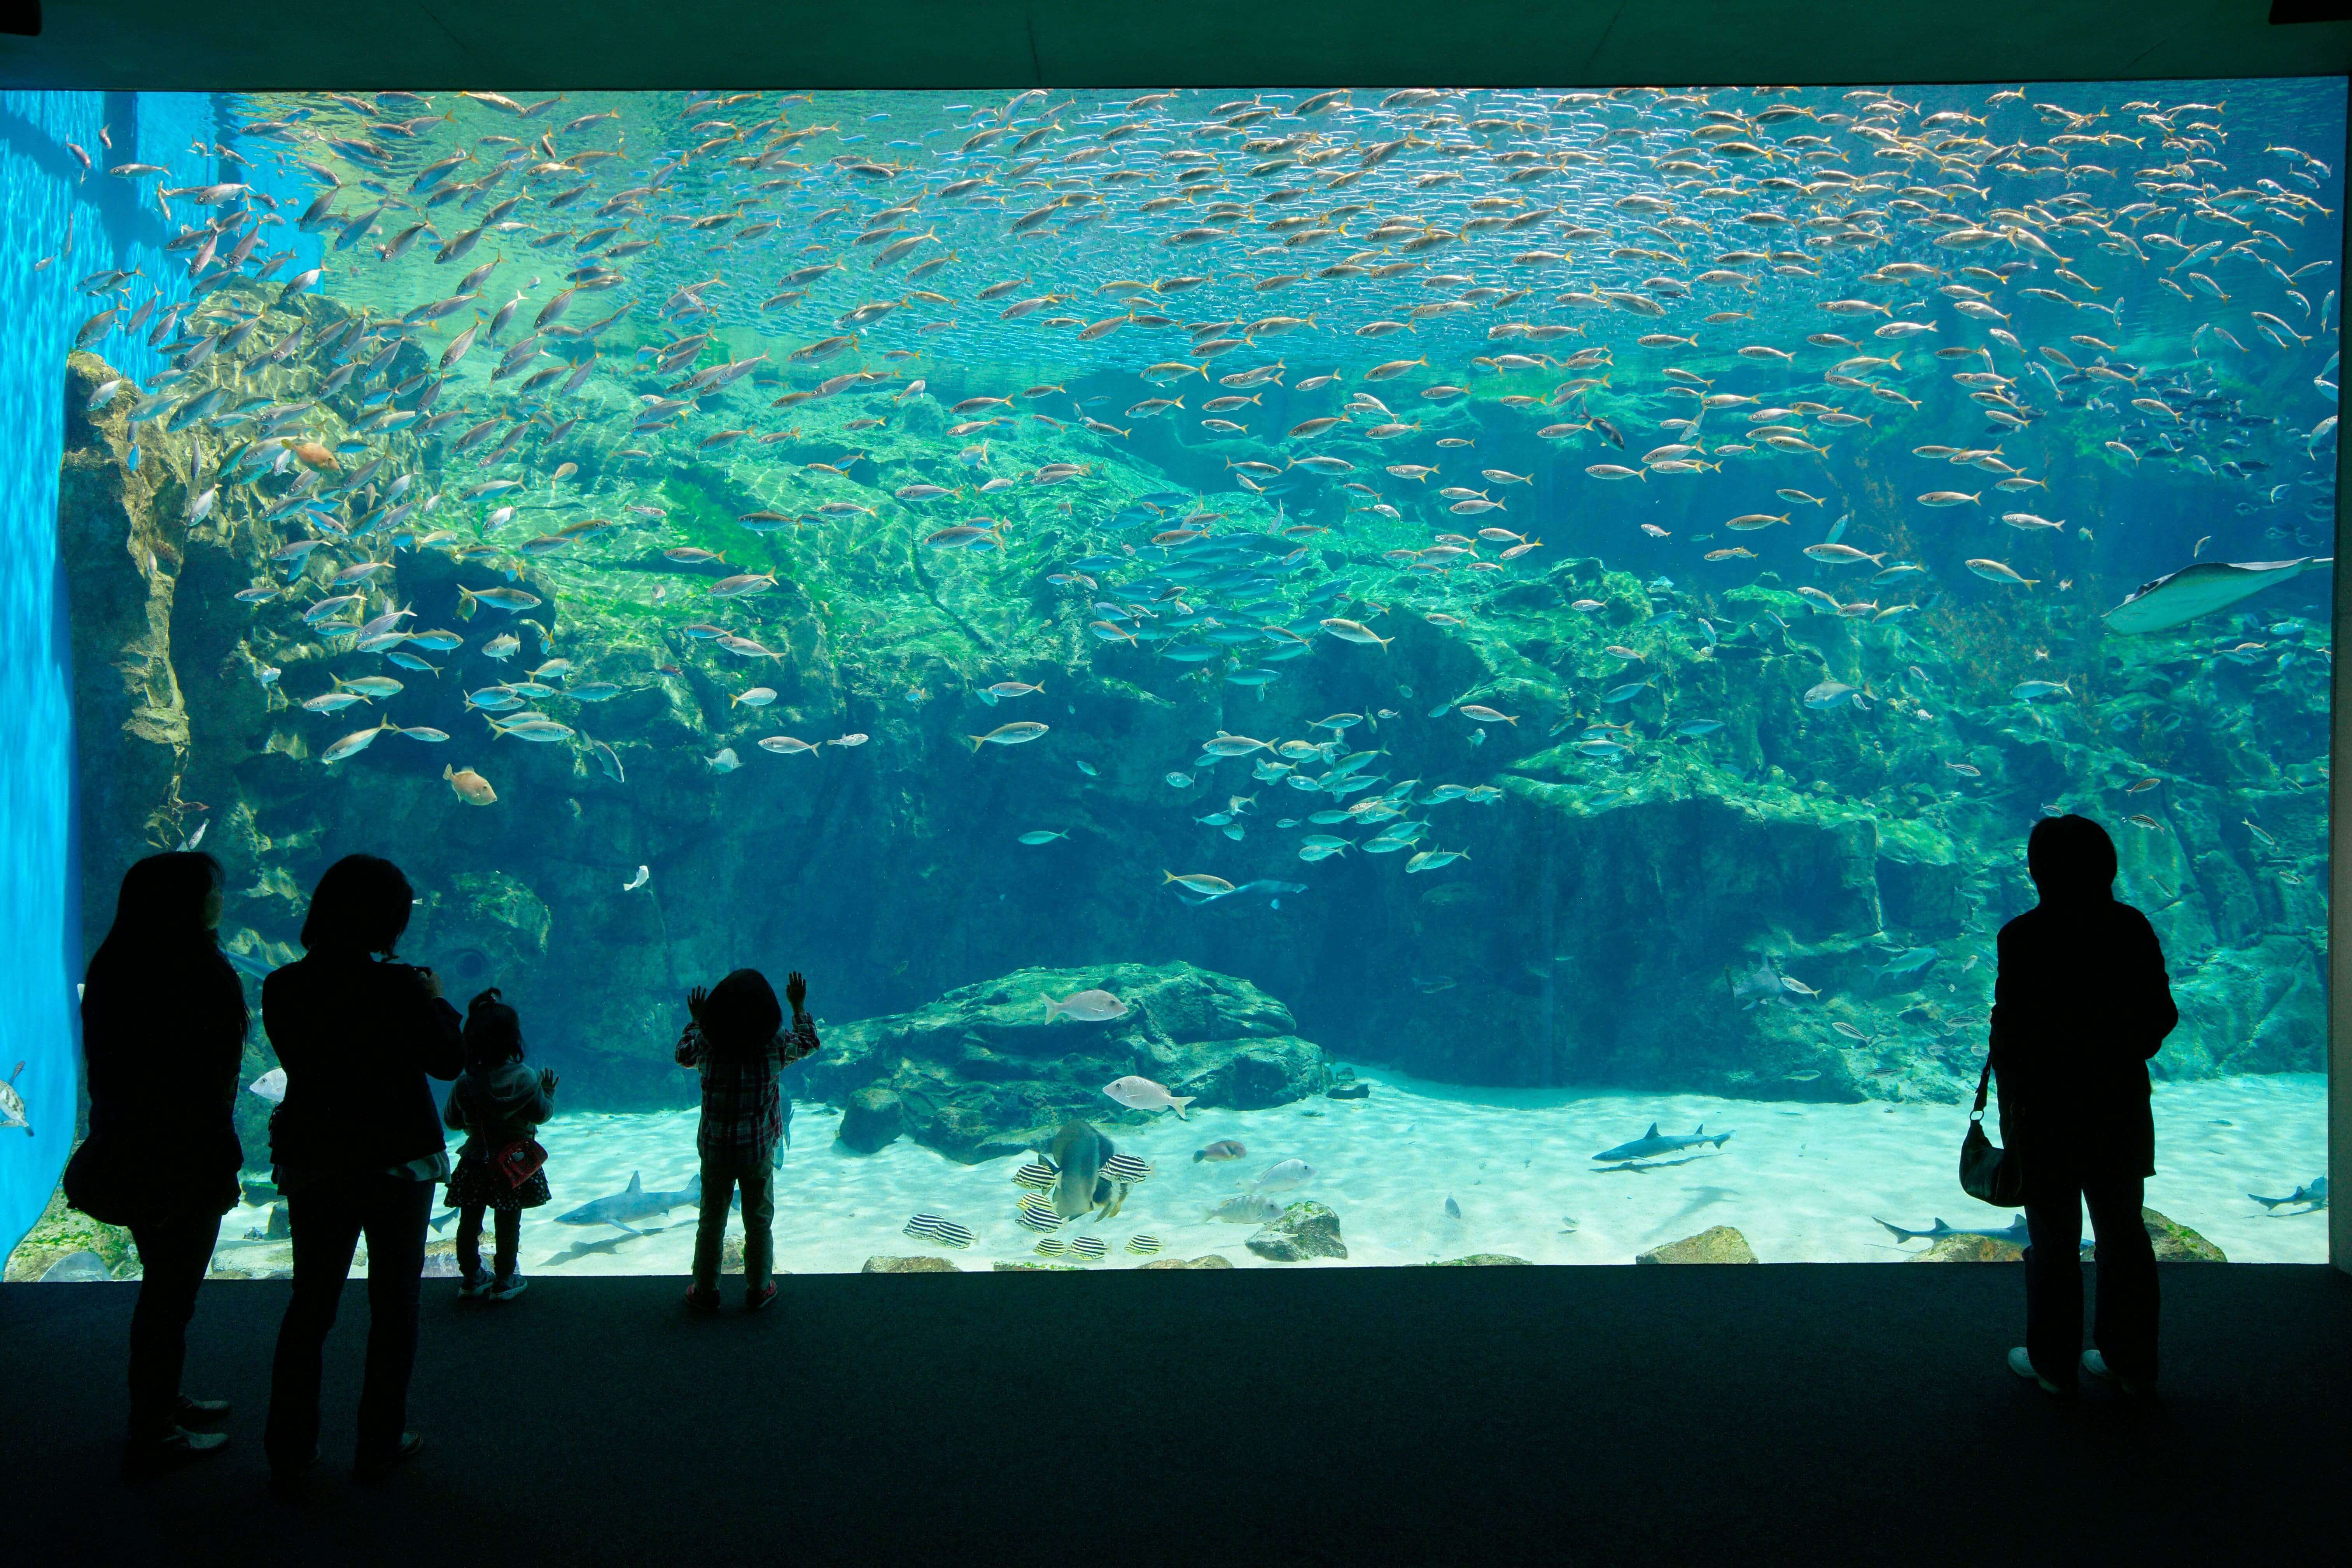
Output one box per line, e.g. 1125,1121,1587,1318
2128,911,2179,1060
675,986,709,1069
443,1081,468,1132
1986,924,2017,1071
395,963,465,1080
528,1067,558,1124
781,971,820,1064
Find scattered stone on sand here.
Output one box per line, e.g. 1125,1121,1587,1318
1435,1253,1533,1266
1326,1082,1370,1100
1246,1200,1348,1262
1635,1225,1757,1264
1913,1233,2024,1263
861,1255,960,1273
1138,1254,1237,1270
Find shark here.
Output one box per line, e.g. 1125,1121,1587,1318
1878,1216,2110,1255
556,1171,703,1235
1878,1214,2031,1246
2249,1177,2328,1213
1592,1122,1734,1163
2103,556,2332,635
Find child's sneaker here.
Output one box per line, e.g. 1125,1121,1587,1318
746,1282,777,1313
486,1273,528,1302
684,1283,722,1314
457,1270,488,1300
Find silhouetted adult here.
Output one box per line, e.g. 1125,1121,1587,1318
1991,814,2177,1396
70,852,246,1475
261,855,461,1482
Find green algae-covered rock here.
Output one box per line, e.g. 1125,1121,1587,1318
3,1170,140,1282
1435,1253,1533,1266
1246,1200,1347,1262
1636,1225,1757,1264
2135,1207,2227,1262
1138,1253,1237,1270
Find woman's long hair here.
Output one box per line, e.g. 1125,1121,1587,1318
84,850,247,1038
300,854,415,956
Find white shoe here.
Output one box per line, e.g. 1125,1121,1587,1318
2007,1346,2062,1393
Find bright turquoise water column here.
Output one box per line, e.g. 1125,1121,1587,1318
0,90,220,1259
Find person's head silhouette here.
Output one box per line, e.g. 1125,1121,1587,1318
2027,814,2118,905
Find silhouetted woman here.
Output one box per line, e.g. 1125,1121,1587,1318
261,855,461,1482
1992,814,2177,1396
73,852,246,1474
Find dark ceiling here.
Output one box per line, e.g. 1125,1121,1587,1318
1,0,2348,89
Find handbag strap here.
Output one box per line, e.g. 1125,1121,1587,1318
1971,1054,1993,1123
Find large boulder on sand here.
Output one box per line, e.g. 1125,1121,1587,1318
836,1086,906,1154
1246,1201,1348,1262
801,961,1334,1164
1636,1225,1757,1264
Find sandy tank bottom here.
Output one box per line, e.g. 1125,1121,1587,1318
205,1071,2329,1277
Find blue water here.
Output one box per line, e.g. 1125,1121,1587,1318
0,91,318,1255
2,82,2338,1272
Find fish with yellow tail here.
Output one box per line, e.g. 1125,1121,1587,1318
968,721,1049,751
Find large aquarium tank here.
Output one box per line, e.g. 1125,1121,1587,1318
2,79,2338,1281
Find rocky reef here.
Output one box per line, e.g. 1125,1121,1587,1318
800,961,1331,1162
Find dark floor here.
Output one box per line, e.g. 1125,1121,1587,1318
4,1262,2345,1566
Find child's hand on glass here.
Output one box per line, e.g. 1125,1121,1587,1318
687,984,709,1023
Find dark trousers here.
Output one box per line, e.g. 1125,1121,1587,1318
455,1205,520,1284
2024,1173,2158,1389
693,1145,774,1293
264,1175,432,1467
126,1211,220,1440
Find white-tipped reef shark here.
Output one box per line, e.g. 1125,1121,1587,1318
556,1170,704,1235
1593,1122,1734,1163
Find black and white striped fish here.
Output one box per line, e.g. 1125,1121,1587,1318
1015,1193,1066,1232
1125,1234,1164,1256
1032,1238,1068,1257
1010,1161,1057,1191
1068,1235,1108,1260
903,1213,974,1249
1099,1153,1154,1184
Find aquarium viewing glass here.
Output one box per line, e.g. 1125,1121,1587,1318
0,79,2338,1282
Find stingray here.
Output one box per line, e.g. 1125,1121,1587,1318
2102,556,2332,634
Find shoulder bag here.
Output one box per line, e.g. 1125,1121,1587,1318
1960,1054,2025,1207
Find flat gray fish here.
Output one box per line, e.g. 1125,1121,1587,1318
2104,557,2334,634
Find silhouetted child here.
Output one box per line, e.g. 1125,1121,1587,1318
674,969,818,1313
443,989,556,1302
